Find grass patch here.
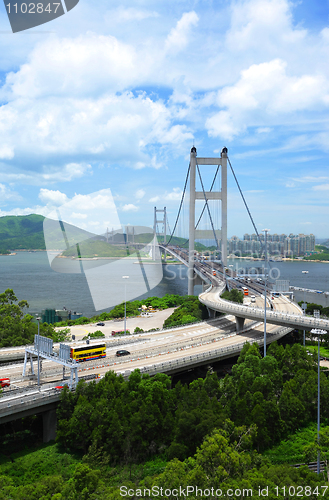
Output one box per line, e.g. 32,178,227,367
306,344,329,358
263,424,319,465
0,443,82,486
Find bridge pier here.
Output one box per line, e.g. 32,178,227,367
235,316,245,333
207,307,216,319
42,409,57,443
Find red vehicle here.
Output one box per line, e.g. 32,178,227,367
0,378,10,388
112,330,130,336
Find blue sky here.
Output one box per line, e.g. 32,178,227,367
0,0,329,238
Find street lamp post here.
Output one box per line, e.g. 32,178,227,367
302,270,309,347
311,328,327,474
262,229,270,357
36,316,40,388
122,276,129,335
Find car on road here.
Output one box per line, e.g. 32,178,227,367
116,350,130,357
96,322,105,326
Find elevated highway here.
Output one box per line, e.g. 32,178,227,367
162,245,329,332
1,242,328,439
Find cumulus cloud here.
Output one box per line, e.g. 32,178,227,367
165,11,199,53
122,204,139,212
206,58,329,139
39,189,68,206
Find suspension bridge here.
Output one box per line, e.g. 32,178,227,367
154,146,329,334
1,145,329,441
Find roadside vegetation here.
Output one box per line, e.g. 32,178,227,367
0,292,210,347
221,288,244,303
54,294,194,328
0,289,55,348
163,296,207,328
1,342,329,498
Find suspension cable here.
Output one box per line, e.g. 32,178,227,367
227,157,265,256
166,163,190,246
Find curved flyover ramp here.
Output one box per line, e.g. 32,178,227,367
199,282,329,332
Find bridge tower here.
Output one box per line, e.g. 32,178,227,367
153,207,167,260
188,147,227,295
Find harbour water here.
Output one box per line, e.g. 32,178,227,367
0,252,328,317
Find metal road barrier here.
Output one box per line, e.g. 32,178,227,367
199,287,329,331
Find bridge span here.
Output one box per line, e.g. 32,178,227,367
162,245,329,333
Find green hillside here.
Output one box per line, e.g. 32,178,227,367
61,239,135,258
0,214,45,252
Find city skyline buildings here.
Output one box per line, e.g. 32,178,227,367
228,232,316,257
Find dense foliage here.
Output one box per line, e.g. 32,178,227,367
1,342,329,499
298,300,329,318
0,435,326,500
221,288,244,303
56,342,329,463
0,289,55,347
163,296,208,327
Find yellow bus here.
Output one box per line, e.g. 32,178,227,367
70,343,106,362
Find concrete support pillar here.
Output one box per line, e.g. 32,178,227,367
235,316,245,333
42,409,57,443
163,206,167,262
153,206,156,261
207,307,216,319
221,148,228,267
194,274,203,286
188,147,197,296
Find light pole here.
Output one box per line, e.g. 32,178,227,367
302,270,309,347
36,316,40,389
262,229,270,357
122,276,129,335
311,328,326,474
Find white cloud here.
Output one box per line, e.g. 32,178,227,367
0,184,22,205
166,188,183,201
206,58,329,139
39,189,68,206
135,189,145,200
122,204,139,212
165,12,199,53
313,184,329,191
105,7,159,23
0,145,14,160
1,34,137,99
149,188,183,203
226,0,307,54
71,212,88,219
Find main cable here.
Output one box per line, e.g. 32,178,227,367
227,157,265,256
166,163,190,246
